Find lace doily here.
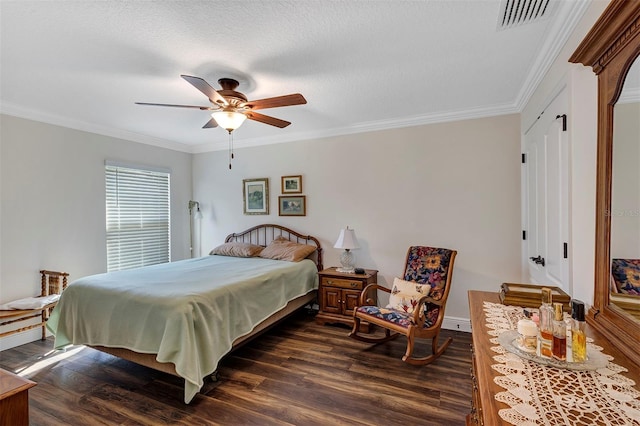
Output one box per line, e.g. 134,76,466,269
483,301,640,425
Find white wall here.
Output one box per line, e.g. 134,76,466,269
0,114,193,349
521,0,609,306
193,114,523,325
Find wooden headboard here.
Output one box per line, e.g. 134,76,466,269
225,224,323,271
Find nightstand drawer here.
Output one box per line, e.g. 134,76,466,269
321,277,364,290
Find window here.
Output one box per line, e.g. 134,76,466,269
105,163,170,272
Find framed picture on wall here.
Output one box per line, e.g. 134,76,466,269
281,175,302,194
243,178,269,215
279,195,306,216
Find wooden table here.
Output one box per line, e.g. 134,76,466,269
0,368,36,426
467,290,640,425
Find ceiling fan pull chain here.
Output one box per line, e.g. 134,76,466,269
228,132,232,170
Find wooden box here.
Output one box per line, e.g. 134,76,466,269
500,282,571,312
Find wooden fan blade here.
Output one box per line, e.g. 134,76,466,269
243,93,306,110
181,75,228,106
135,102,216,110
245,111,291,128
202,118,218,129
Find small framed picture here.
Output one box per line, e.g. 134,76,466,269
281,175,302,194
243,178,269,215
279,195,306,216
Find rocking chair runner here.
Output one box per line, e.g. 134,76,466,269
349,246,457,365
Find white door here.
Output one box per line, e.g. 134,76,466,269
523,89,570,290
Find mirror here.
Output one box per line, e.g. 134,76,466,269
611,56,640,321
569,0,640,367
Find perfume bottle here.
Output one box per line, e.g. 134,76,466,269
517,319,538,353
571,299,587,362
538,287,553,357
552,302,567,361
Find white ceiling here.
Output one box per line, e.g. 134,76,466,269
0,0,591,153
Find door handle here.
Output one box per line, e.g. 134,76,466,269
529,255,545,267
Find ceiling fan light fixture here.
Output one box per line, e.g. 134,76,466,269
211,110,247,132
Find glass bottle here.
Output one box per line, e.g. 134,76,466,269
571,300,587,362
538,287,553,357
517,319,538,353
552,302,567,361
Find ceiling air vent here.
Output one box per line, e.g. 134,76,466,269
497,0,552,30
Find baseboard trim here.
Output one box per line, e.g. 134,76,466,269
442,316,471,333
0,328,43,351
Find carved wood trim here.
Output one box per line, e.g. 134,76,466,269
569,0,640,368
569,1,640,74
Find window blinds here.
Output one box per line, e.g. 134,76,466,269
105,164,170,272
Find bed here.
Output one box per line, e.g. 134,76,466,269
46,224,323,403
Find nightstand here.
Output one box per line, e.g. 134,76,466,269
316,267,378,330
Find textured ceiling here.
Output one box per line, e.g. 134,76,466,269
0,1,591,153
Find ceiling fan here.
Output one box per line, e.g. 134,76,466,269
136,75,307,133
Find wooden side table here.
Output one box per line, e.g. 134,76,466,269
316,267,378,330
0,368,36,426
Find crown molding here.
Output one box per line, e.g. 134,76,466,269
0,102,192,153
191,102,519,153
2,98,518,154
514,0,592,111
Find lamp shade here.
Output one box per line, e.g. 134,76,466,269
211,110,247,132
334,227,360,250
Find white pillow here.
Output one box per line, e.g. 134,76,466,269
0,294,60,310
386,277,430,314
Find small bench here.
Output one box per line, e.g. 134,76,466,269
0,270,69,340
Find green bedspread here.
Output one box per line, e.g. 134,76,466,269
47,255,318,403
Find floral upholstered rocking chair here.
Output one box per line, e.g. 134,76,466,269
349,246,457,365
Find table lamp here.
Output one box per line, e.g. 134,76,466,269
334,226,360,273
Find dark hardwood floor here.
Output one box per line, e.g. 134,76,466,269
0,310,472,425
